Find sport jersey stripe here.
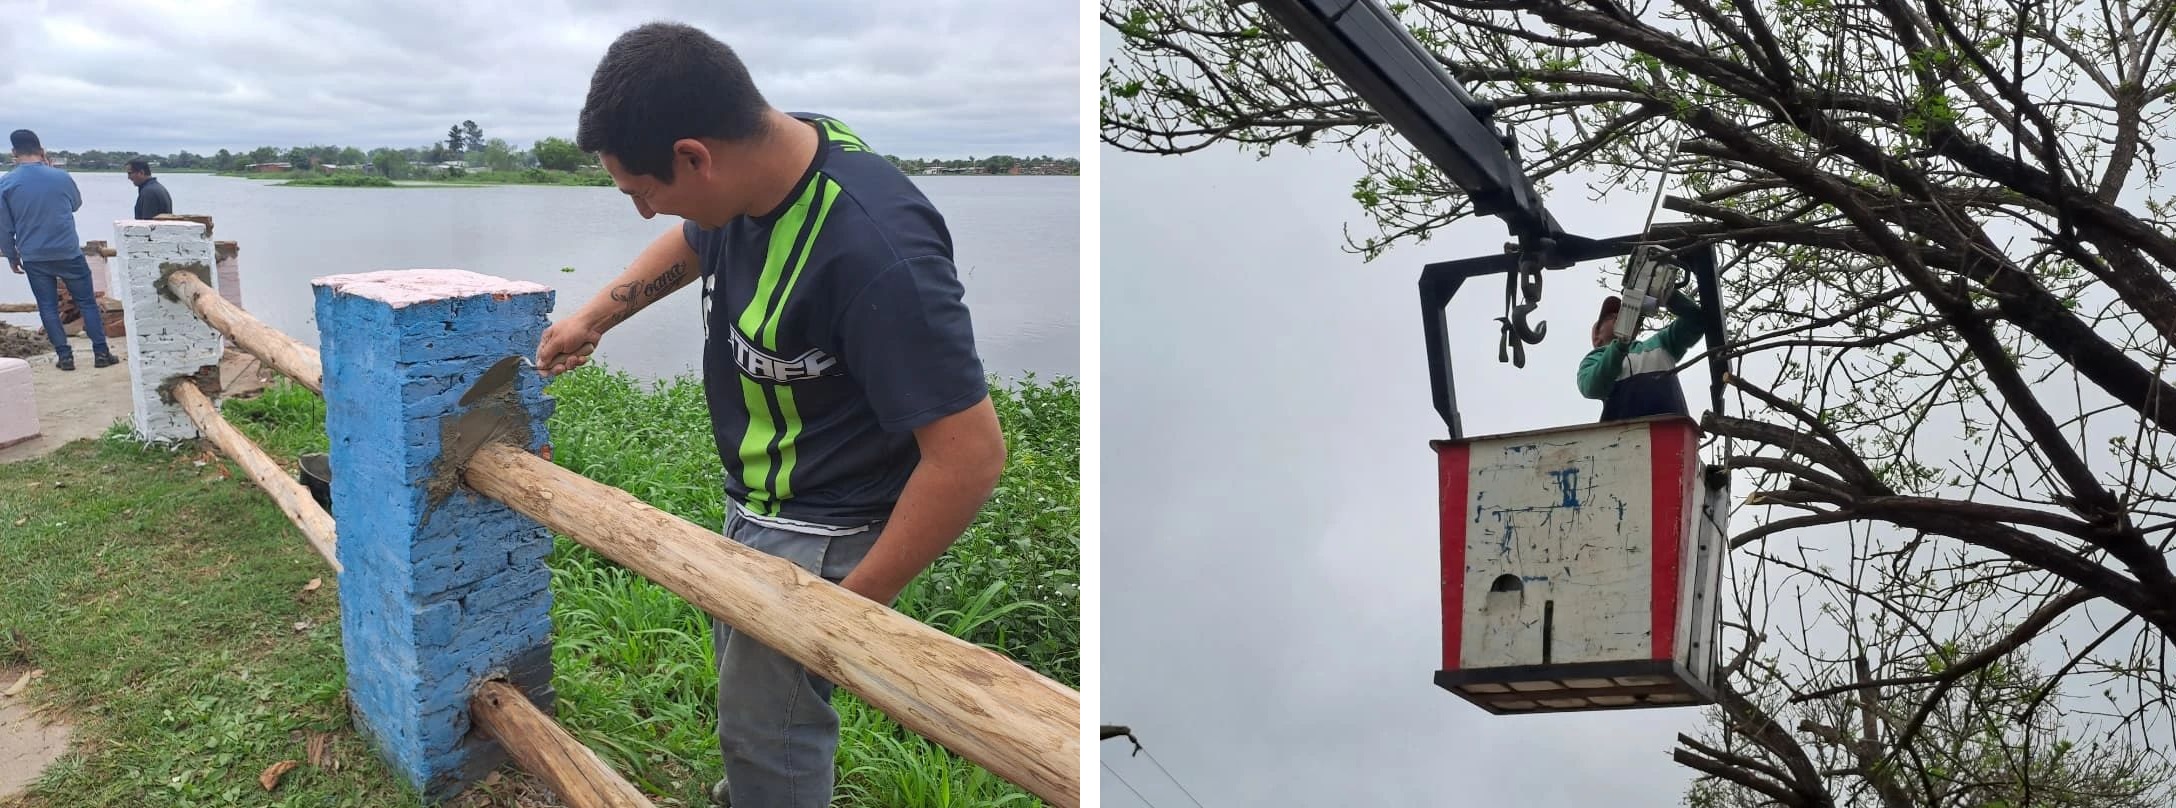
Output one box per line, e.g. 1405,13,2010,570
773,385,803,503
738,178,825,342
757,381,790,511
761,177,840,349
724,119,862,515
730,179,837,512
754,181,838,506
736,376,778,515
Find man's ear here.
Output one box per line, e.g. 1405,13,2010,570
673,139,713,179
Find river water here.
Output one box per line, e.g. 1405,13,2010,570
0,171,1078,383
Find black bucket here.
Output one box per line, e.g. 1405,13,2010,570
298,453,333,511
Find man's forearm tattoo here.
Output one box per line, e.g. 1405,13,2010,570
647,261,690,299
605,261,689,324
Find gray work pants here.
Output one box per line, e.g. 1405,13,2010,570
711,505,884,808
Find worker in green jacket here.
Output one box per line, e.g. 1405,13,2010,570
1576,289,1708,420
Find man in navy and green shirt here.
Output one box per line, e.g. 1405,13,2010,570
1577,289,1708,420
535,23,1006,808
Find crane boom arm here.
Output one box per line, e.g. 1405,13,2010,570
1246,0,1726,438
1250,0,1561,244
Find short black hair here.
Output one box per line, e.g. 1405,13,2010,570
576,22,771,183
9,130,40,156
128,158,152,175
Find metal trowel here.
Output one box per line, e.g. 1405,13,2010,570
459,354,529,407
441,355,534,472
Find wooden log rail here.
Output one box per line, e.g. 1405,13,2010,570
169,381,341,571
163,269,322,393
463,442,1083,806
160,279,1078,805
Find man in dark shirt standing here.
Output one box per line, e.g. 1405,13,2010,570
127,158,172,219
534,22,1007,808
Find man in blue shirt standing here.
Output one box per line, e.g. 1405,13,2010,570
1,129,114,370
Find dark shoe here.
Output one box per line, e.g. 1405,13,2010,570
56,356,74,371
93,353,118,368
709,778,730,807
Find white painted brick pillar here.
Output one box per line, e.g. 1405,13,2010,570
115,220,224,441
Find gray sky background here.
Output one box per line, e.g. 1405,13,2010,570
1095,63,2163,807
1100,142,1708,804
0,0,1078,159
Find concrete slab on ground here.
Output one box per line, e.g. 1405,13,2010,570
0,334,278,465
0,667,71,801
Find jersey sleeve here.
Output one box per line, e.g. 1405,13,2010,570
1654,290,1709,358
833,254,988,432
1576,341,1627,400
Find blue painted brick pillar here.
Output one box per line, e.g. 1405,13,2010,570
311,270,558,801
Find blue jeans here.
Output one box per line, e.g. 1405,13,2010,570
711,506,883,808
21,256,109,360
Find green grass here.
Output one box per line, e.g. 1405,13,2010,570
275,174,395,188
0,435,424,807
433,169,615,187
0,365,1078,807
540,367,1078,805
214,170,316,180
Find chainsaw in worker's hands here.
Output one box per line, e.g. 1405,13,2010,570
1609,244,1688,344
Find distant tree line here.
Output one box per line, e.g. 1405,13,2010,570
32,119,1077,180
884,155,1080,175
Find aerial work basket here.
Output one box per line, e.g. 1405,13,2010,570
1416,240,1732,715
1432,415,1728,713
1244,0,1738,716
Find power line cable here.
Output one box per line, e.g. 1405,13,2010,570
1139,746,1210,808
1103,725,1208,808
1103,760,1160,808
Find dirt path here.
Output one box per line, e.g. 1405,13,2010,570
0,667,70,802
0,334,278,465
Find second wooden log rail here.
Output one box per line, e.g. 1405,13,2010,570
471,681,655,808
163,269,323,393
169,381,341,571
463,442,1082,806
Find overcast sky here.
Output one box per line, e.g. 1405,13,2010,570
1100,132,1710,805
0,0,1077,159
1091,7,1736,800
